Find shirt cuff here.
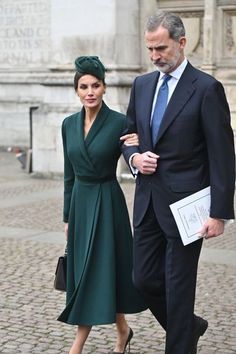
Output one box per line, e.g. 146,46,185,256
222,219,234,226
129,153,139,176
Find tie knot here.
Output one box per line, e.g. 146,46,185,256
162,74,171,84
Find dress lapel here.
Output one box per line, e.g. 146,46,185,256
77,102,110,171
85,101,110,146
77,108,96,170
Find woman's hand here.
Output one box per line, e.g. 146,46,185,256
120,133,139,146
64,223,69,240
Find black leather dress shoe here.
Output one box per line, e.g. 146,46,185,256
189,315,208,354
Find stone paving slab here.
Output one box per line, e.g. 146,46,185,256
0,237,235,354
0,151,235,353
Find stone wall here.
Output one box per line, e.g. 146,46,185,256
0,0,140,175
0,0,235,176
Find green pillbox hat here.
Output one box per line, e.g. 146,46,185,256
75,56,106,80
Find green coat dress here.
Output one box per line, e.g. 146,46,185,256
57,102,146,326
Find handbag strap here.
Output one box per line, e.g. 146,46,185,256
64,244,68,256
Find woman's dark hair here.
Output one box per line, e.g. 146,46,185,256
74,72,106,91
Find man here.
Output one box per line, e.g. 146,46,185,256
121,11,235,354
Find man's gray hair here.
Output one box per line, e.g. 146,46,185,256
145,11,185,41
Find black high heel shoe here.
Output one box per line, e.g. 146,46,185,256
111,327,133,354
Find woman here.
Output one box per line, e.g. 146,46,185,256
58,56,146,354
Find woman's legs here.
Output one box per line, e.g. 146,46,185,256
113,313,131,352
69,325,91,354
69,315,131,353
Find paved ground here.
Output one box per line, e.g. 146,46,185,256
0,151,235,354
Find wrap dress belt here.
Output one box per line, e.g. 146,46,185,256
75,174,117,184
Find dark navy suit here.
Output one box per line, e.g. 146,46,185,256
122,62,235,353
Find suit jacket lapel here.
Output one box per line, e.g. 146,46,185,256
155,63,197,144
140,72,160,149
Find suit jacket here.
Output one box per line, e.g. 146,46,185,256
122,62,235,236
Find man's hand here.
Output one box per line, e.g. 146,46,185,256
120,133,139,146
132,151,159,175
199,217,224,239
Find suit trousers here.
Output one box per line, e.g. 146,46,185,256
133,200,203,354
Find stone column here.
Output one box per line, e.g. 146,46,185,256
105,0,141,179
202,0,217,75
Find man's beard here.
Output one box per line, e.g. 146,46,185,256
153,52,181,73
154,62,171,73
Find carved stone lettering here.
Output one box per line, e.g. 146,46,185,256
0,0,51,67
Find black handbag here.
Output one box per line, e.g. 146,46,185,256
54,246,67,291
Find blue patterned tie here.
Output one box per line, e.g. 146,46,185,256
151,74,171,144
